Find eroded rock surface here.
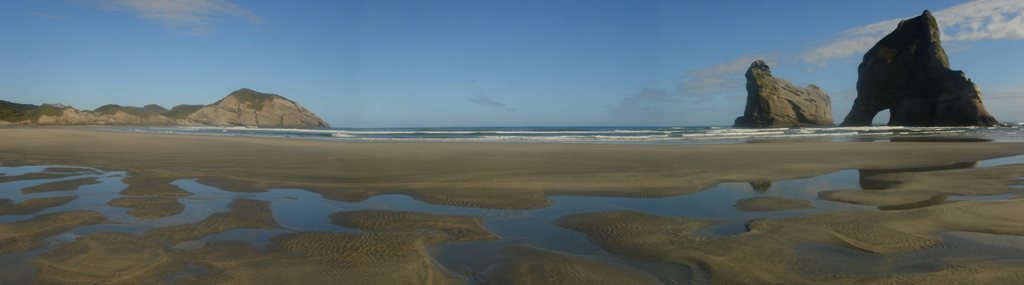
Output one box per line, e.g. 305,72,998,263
841,11,998,127
734,60,833,128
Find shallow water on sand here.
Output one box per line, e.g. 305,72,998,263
1,155,1023,284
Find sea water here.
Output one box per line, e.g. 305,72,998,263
101,123,1024,144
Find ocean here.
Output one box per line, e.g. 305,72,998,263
103,123,1024,144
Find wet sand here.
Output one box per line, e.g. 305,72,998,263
146,199,280,244
557,198,1024,284
109,197,185,219
331,210,496,242
33,232,187,285
0,196,77,216
1,127,1024,284
821,163,1024,207
187,210,496,284
485,245,663,285
0,211,108,254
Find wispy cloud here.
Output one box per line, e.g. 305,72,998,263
607,88,733,125
674,0,1024,101
981,85,1024,121
610,88,673,117
678,53,779,98
27,12,71,21
103,0,262,34
612,1,1024,124
609,54,777,124
801,0,1024,66
468,96,514,111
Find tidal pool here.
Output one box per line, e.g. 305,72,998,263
1,155,1022,284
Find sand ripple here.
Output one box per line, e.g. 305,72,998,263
146,199,280,243
0,211,107,254
109,197,185,219
0,196,77,216
33,232,186,285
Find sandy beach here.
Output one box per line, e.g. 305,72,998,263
1,127,1023,284
2,128,1022,208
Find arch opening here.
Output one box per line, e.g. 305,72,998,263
872,109,891,126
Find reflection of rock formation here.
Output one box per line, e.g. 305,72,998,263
841,11,998,127
734,60,833,128
878,195,947,211
890,137,992,143
858,161,977,190
749,181,772,192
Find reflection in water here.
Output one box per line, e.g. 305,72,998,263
749,181,772,192
877,195,948,211
890,137,994,143
858,162,978,190
877,193,1022,211
0,155,1023,284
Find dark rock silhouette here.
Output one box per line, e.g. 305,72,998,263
858,161,977,190
749,181,772,193
841,11,998,127
734,60,833,128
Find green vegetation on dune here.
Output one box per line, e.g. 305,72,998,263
142,104,168,114
0,100,40,122
0,101,71,123
37,104,67,117
167,104,203,119
1,87,320,126
222,88,292,111
93,104,141,116
93,104,169,117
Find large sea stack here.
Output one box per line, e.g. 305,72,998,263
841,11,997,126
734,60,833,128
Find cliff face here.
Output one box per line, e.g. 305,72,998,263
841,11,997,127
185,89,329,128
0,88,330,128
734,60,833,128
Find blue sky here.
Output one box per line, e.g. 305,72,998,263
2,0,1023,127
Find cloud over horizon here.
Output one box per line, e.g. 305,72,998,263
979,86,1024,121
801,0,1024,66
610,88,673,118
673,0,1024,103
468,96,514,111
677,53,779,99
103,0,262,34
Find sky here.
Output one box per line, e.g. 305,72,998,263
2,0,1023,127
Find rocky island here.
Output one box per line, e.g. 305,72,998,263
734,60,833,128
0,88,329,128
841,10,998,127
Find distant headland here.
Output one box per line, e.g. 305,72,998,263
0,88,329,128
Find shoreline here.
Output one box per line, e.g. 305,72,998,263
2,127,1024,209
7,124,1022,145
